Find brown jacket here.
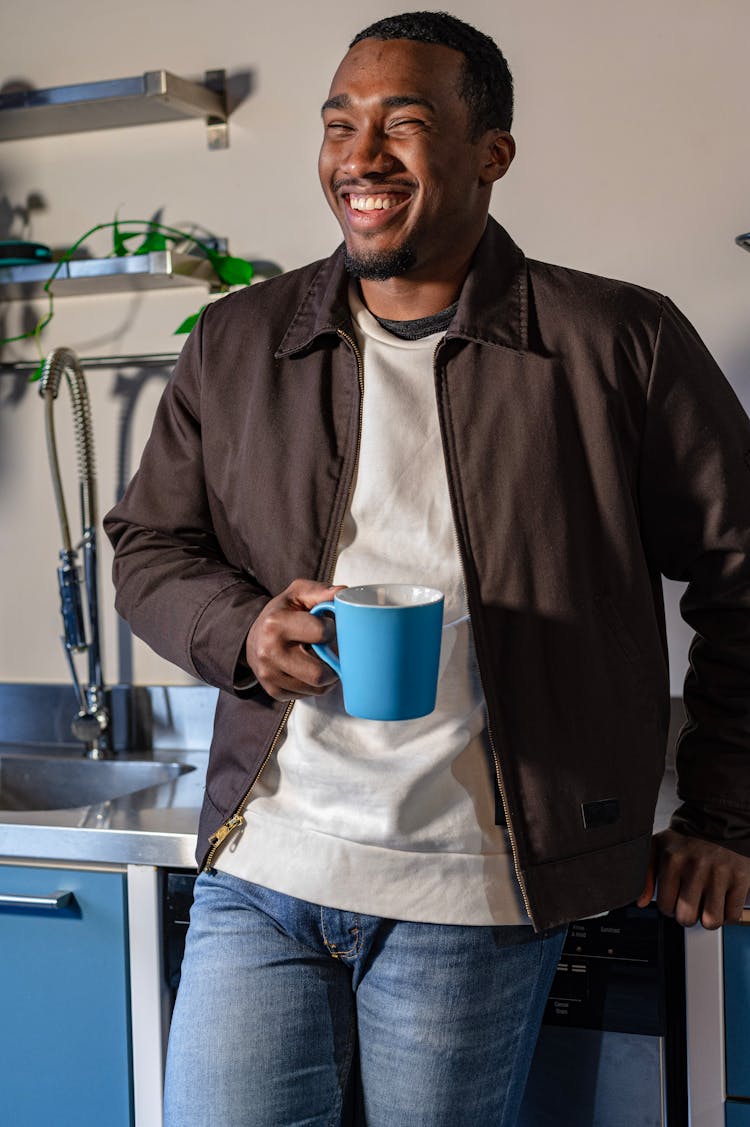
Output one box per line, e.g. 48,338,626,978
104,219,750,930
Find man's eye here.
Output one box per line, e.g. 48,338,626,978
389,118,426,131
325,121,354,132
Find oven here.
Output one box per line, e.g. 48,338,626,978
518,902,687,1126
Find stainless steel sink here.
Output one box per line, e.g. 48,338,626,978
0,755,193,812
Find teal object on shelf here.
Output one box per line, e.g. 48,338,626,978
0,239,52,266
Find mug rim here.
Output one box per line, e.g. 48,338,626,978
335,583,444,608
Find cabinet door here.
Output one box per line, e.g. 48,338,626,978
726,1102,750,1127
0,864,132,1126
724,924,750,1100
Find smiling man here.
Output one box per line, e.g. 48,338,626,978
318,32,514,310
106,11,750,1127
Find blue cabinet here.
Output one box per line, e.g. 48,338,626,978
0,863,133,1126
726,1103,750,1127
724,923,750,1127
724,924,750,1099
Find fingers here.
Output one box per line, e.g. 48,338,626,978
673,868,711,929
636,838,657,907
283,577,347,612
245,579,344,701
723,883,748,927
648,829,750,930
653,834,713,927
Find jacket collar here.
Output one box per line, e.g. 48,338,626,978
275,215,528,358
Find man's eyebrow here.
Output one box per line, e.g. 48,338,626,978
321,94,351,114
382,95,436,112
320,93,436,115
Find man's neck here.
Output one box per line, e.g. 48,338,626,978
359,276,464,320
356,258,471,322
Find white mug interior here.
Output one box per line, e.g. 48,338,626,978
336,584,443,608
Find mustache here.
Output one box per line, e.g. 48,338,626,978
333,177,415,194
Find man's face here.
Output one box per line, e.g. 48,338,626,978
319,37,507,283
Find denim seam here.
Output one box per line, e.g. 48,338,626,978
328,1009,358,1127
497,929,562,1127
339,914,362,960
320,909,360,959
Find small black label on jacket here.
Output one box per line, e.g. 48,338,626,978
582,797,620,829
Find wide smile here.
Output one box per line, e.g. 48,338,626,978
342,190,412,229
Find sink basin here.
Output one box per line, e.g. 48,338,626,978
0,755,193,812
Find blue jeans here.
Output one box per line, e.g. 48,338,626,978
164,870,566,1127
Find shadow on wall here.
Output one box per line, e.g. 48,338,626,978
0,189,51,477
110,364,172,681
727,340,750,403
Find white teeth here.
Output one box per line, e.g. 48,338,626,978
350,194,399,211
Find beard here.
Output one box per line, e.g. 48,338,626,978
343,242,417,280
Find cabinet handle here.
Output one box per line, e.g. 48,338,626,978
0,890,75,910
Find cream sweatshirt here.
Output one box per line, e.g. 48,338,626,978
215,287,527,925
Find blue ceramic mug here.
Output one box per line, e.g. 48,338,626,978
309,584,445,720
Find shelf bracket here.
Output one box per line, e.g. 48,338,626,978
204,69,229,151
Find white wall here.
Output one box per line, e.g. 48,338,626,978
1,0,748,690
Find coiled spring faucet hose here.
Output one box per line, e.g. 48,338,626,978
39,347,109,756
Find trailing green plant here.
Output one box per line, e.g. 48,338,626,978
0,217,254,380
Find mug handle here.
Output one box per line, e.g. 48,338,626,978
309,602,341,677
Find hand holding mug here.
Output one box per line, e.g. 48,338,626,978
244,578,346,701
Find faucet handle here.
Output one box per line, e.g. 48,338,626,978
58,550,86,652
71,706,110,759
71,710,105,742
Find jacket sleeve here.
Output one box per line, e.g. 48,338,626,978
638,296,750,855
103,309,270,694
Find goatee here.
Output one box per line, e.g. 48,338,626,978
344,244,417,280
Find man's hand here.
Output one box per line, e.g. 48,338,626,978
637,829,750,929
245,578,345,702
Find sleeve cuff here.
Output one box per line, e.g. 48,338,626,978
670,800,750,858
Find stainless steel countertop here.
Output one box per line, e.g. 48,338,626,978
0,747,208,869
0,740,679,872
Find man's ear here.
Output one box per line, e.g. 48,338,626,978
479,130,516,185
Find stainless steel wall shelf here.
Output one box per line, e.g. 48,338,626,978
0,70,229,149
0,353,181,375
0,250,222,300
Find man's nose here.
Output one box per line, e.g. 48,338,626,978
342,128,396,177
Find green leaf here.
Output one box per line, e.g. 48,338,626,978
210,254,254,287
174,305,207,334
134,230,168,255
112,215,129,257
27,359,45,383
112,230,147,255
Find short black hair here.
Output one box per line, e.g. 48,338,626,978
350,10,514,138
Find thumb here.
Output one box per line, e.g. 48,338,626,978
636,835,657,908
285,579,347,611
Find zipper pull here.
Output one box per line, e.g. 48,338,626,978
208,813,246,849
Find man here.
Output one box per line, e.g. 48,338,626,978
105,11,750,1126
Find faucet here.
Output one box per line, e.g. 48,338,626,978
39,347,111,758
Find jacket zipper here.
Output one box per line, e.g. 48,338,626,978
433,342,534,922
202,328,366,872
203,700,294,870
